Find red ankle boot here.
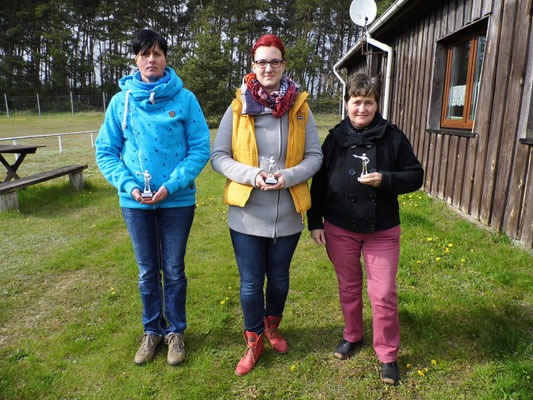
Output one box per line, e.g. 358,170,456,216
264,316,288,354
235,330,264,376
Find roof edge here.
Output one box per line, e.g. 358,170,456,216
337,0,410,70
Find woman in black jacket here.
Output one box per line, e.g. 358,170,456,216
308,73,423,385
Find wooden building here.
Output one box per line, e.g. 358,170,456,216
336,0,533,249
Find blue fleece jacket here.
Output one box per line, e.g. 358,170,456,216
95,67,210,209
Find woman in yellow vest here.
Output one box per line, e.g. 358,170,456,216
211,34,322,376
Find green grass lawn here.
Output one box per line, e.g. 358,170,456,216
0,112,531,399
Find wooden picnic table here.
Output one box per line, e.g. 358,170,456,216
0,144,46,182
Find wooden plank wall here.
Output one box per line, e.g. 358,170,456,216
375,0,533,248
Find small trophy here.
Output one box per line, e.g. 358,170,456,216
262,156,278,185
136,170,153,199
352,153,370,181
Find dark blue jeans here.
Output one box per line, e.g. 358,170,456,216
122,206,195,337
230,229,301,334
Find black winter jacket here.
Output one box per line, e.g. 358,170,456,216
307,114,424,233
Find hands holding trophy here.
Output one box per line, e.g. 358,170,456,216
262,156,278,185
352,153,382,187
136,170,153,199
352,153,370,181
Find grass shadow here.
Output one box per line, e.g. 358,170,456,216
399,299,532,363
16,179,115,216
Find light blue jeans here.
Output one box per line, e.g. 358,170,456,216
122,206,195,337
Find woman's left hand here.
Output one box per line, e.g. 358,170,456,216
358,172,382,187
141,186,169,205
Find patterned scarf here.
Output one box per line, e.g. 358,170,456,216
244,73,299,118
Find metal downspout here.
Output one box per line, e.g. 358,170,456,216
366,34,393,119
332,60,347,119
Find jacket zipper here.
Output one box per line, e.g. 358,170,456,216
273,118,283,241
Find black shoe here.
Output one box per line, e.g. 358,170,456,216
380,361,399,385
334,338,364,360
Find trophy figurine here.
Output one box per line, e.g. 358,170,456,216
262,156,278,185
352,153,370,181
137,170,153,199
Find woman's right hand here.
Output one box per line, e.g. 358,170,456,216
255,171,268,188
131,188,144,202
311,229,326,245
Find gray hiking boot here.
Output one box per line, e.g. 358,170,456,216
134,333,161,365
165,333,186,366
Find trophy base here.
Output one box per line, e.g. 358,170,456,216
265,176,278,185
141,191,153,199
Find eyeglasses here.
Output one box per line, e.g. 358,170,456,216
253,59,284,69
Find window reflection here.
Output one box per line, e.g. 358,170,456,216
470,35,486,120
446,40,471,120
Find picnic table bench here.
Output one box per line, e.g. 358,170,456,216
0,164,88,211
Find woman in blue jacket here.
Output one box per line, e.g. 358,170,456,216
95,29,210,367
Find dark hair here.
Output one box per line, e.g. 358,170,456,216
344,73,381,104
250,34,285,59
132,29,168,58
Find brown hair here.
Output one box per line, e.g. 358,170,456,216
344,73,381,104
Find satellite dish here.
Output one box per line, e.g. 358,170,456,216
349,0,377,27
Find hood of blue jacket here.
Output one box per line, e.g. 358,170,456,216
119,67,184,107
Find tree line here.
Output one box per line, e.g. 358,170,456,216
0,0,393,117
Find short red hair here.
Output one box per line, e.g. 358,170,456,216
250,34,285,59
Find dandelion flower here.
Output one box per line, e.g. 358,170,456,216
424,368,429,373
436,257,441,261
445,248,450,253
291,365,296,371
471,249,475,253
418,370,425,377
427,237,433,242
406,363,411,368
225,297,229,300
416,260,421,264
228,286,232,290
220,301,225,305
448,243,453,247
431,360,437,365
461,259,466,262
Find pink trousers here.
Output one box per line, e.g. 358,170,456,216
325,221,401,363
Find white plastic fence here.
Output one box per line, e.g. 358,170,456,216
0,131,98,153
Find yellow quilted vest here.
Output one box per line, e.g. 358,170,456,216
223,89,312,215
